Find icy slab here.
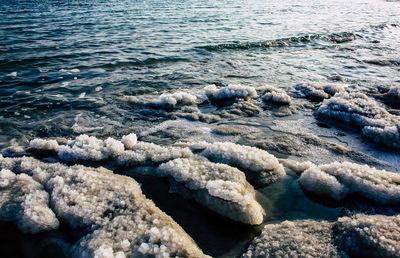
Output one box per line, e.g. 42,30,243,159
158,157,264,225
205,84,257,101
214,100,262,118
296,82,346,102
335,214,400,257
242,220,339,258
29,134,193,166
316,92,400,149
259,86,292,105
299,161,400,204
200,142,286,185
0,168,59,234
0,155,207,257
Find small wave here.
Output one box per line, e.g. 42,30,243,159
199,32,356,51
364,59,400,67
90,57,189,69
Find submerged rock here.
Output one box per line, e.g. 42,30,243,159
242,220,339,258
296,82,346,102
157,157,264,225
316,92,400,149
299,161,400,204
380,85,400,109
0,155,208,257
200,142,286,186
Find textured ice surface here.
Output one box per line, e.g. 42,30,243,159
335,214,400,257
0,168,59,234
243,220,339,258
316,92,400,149
296,82,346,102
0,155,207,257
201,142,286,185
260,86,292,105
299,161,400,203
158,157,264,225
205,84,257,101
214,100,262,118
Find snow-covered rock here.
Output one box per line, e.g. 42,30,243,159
157,157,264,225
299,161,400,203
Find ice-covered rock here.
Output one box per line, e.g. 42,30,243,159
242,220,339,258
335,214,400,257
260,86,292,105
296,82,346,102
0,168,59,234
316,92,400,149
299,161,400,203
205,84,257,101
116,141,193,166
201,142,285,185
0,155,207,257
157,157,264,225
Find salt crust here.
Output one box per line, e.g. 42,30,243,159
204,84,257,101
0,168,59,234
201,142,286,185
296,82,346,101
336,214,400,257
243,214,400,258
316,92,400,149
259,86,292,105
0,155,207,258
242,220,339,258
299,161,400,203
158,158,264,225
123,92,197,109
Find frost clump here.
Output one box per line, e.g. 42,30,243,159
296,82,346,102
243,220,339,258
260,86,291,105
159,92,197,107
0,155,207,257
299,161,400,203
121,133,137,150
316,92,400,149
335,214,400,257
0,168,59,234
205,84,257,101
158,158,264,225
201,142,285,185
29,138,60,152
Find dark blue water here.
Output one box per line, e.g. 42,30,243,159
1,0,400,148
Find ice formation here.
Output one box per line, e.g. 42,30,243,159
316,92,400,149
242,220,339,258
0,155,207,257
260,86,292,105
0,168,59,234
335,214,400,257
201,142,286,185
205,84,257,101
296,82,346,102
299,161,400,203
158,157,264,225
